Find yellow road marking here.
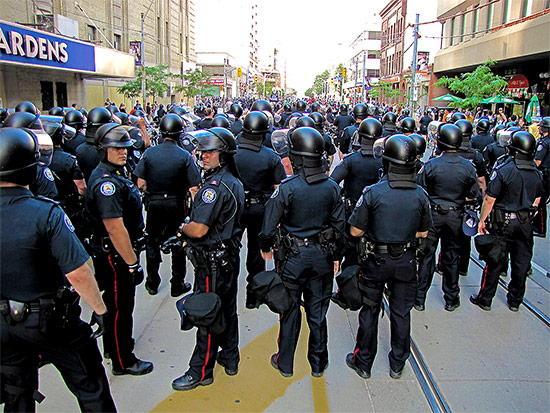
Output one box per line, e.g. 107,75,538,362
153,310,329,412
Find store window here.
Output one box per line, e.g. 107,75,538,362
56,82,67,108
41,81,54,110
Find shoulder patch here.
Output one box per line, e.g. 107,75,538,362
537,144,544,152
355,196,363,208
490,170,497,181
201,188,217,204
64,214,75,232
281,175,298,184
182,138,190,146
133,150,142,159
100,181,116,196
210,179,220,186
271,186,280,199
418,165,424,174
44,168,54,181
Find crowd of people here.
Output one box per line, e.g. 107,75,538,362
0,96,548,411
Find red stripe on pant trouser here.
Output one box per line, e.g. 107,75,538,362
478,264,488,299
108,254,125,369
200,275,211,381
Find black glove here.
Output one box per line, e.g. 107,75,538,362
161,235,183,254
90,311,111,340
128,262,144,285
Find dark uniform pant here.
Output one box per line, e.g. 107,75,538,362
145,199,187,289
93,252,138,370
352,250,416,373
242,203,266,293
417,210,462,306
186,250,240,381
0,314,116,412
476,218,533,307
276,244,333,375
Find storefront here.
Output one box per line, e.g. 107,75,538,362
0,20,134,110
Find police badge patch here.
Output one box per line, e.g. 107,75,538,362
490,170,497,181
271,187,279,198
64,214,75,232
133,150,142,159
44,168,54,181
202,188,217,203
356,196,363,208
537,144,543,152
100,182,116,196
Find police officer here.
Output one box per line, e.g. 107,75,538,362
171,127,244,391
381,112,398,137
134,114,201,296
399,117,416,135
194,107,214,130
0,127,116,412
211,115,231,129
15,101,38,115
260,126,345,378
333,104,355,151
234,111,286,308
409,133,427,172
309,111,337,169
341,104,368,154
230,103,244,136
483,127,509,172
49,106,65,116
415,124,479,311
280,103,293,128
3,111,59,199
471,131,543,311
330,118,383,269
419,110,433,136
471,119,493,152
77,107,112,183
346,135,432,380
62,109,86,156
86,123,153,376
534,117,550,237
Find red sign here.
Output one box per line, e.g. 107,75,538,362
508,74,529,89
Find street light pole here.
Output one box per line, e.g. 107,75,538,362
141,0,156,106
409,14,420,112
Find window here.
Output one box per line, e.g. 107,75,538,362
166,21,169,44
56,82,67,107
367,69,380,78
36,14,54,33
368,31,381,40
157,17,161,41
486,3,494,32
472,6,479,37
87,25,96,41
460,14,466,42
502,0,510,23
450,17,455,45
521,0,532,17
367,50,380,59
41,81,54,110
114,34,121,50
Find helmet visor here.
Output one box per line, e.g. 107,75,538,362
102,125,135,148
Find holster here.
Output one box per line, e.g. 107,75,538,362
142,192,150,211
184,245,209,269
487,209,508,233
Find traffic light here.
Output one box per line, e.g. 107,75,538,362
237,67,242,78
254,75,258,83
330,78,334,84
219,85,223,91
342,68,347,78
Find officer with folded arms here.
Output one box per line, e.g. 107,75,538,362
0,127,116,412
86,123,153,376
346,135,432,380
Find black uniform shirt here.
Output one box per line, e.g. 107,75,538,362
483,143,507,171
62,131,86,156
333,114,354,131
459,147,488,179
0,187,89,302
417,151,479,207
487,158,544,212
231,119,243,136
134,140,201,195
234,146,286,196
49,148,83,201
262,172,345,240
330,152,382,203
471,133,493,152
30,164,58,199
323,132,337,157
76,142,100,183
86,161,144,241
535,134,550,170
189,167,244,247
349,176,432,244
195,118,213,130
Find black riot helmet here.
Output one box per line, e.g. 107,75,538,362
43,120,76,147
492,124,506,138
505,121,517,129
339,104,348,114
353,104,368,119
4,112,41,130
450,112,466,123
358,118,382,140
86,107,112,143
211,115,230,129
230,103,243,119
295,100,307,112
15,101,38,115
0,108,8,125
283,103,292,113
402,108,410,116
476,118,490,133
114,112,129,125
509,131,536,159
309,112,325,132
64,109,84,131
242,111,269,135
133,109,145,118
455,119,473,150
289,127,324,159
539,116,550,132
170,105,187,117
251,99,273,114
159,113,183,139
195,127,237,154
106,105,119,115
295,116,316,129
382,112,397,125
94,123,135,162
437,123,463,151
310,102,321,113
49,107,64,116
400,117,416,133
0,127,40,185
79,108,88,117
367,104,376,116
383,134,417,166
409,133,426,157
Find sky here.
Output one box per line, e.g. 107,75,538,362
194,0,382,96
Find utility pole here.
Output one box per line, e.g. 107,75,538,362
354,58,358,105
409,14,420,112
361,50,366,102
141,0,156,106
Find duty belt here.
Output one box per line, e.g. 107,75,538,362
372,242,413,254
148,193,183,201
293,234,322,247
245,193,268,206
0,299,41,323
504,212,517,220
432,204,462,213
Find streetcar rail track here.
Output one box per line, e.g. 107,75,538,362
382,298,452,413
469,255,550,328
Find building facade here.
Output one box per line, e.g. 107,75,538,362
0,0,196,110
434,0,550,116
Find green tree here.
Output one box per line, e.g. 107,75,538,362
175,69,211,98
434,61,508,109
117,65,171,102
305,87,314,97
369,81,402,100
334,63,348,82
311,69,331,95
255,82,274,98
